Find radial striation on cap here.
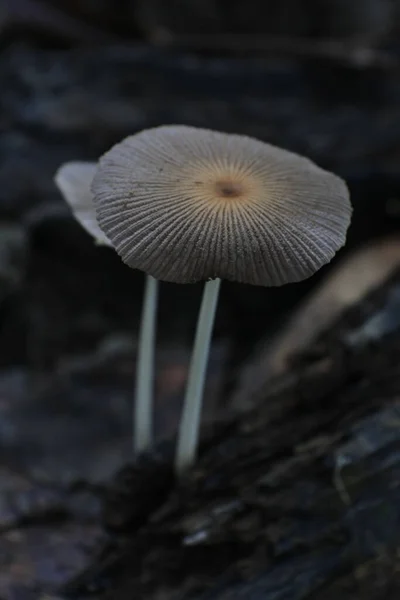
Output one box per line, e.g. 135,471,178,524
91,125,352,286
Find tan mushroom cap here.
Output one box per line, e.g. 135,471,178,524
91,125,352,285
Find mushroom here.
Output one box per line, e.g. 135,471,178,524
90,124,352,474
54,162,109,247
54,161,158,455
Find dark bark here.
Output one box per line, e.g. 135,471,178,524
61,268,400,599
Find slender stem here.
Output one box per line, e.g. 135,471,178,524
134,274,158,454
175,278,221,475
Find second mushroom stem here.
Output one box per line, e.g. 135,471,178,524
176,277,221,475
134,274,158,454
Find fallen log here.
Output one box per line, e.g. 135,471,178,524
62,264,400,600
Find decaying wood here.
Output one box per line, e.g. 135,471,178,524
62,266,400,600
233,235,400,407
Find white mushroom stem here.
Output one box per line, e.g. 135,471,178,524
176,277,221,475
134,274,158,454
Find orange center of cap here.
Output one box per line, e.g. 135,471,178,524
214,179,245,199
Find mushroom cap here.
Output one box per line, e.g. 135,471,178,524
91,125,352,286
54,161,112,247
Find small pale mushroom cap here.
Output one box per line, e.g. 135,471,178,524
91,125,352,286
54,161,112,247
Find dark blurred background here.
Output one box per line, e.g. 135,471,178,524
3,0,400,47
